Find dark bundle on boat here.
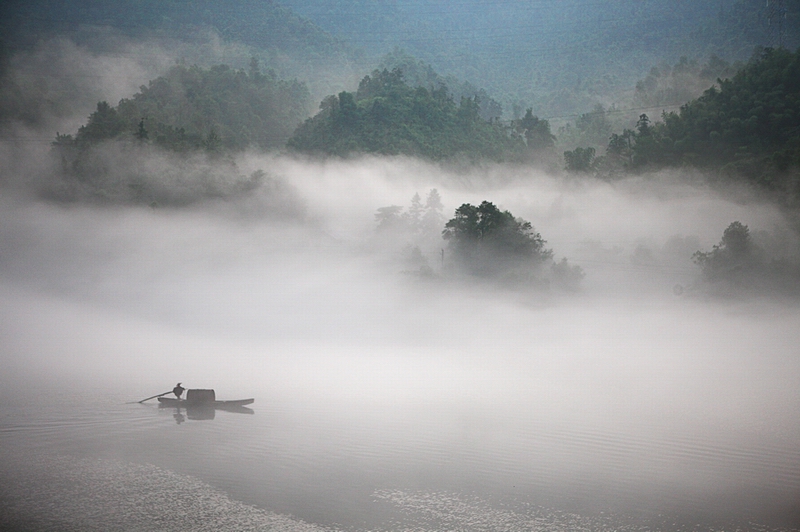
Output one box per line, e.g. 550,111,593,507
157,388,254,412
186,389,215,404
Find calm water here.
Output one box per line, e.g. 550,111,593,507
1,197,800,531
2,380,799,531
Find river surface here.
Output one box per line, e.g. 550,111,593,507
2,324,799,531
1,198,800,531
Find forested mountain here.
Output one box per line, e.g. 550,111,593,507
281,0,800,118
572,48,800,206
0,1,363,131
5,0,799,189
632,55,742,109
287,69,514,160
556,54,746,154
55,61,309,152
2,0,799,292
287,68,555,162
375,50,503,122
4,0,797,124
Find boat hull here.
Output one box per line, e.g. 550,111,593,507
157,397,254,407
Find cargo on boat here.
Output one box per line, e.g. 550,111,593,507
157,389,254,409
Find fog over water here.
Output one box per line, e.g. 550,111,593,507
2,151,800,528
1,39,800,532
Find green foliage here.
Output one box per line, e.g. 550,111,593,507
287,69,524,161
596,113,680,173
420,189,445,236
633,55,741,108
78,101,126,143
692,221,800,296
135,118,148,141
662,48,800,182
374,189,447,276
558,104,616,153
63,61,310,153
377,49,504,121
693,221,757,282
564,147,596,173
6,0,800,125
442,201,552,277
47,61,312,205
282,0,799,120
514,109,555,153
375,205,405,233
599,47,800,203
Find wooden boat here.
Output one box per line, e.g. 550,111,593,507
157,389,254,410
157,397,254,407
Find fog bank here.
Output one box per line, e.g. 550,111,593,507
2,35,800,528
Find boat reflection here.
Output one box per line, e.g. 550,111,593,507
159,403,255,423
142,389,255,423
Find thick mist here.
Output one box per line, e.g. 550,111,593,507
2,36,800,530
2,146,798,402
2,152,800,525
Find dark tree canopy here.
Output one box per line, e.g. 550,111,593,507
442,201,552,277
60,62,309,153
564,146,597,173
693,221,756,282
692,221,800,296
515,108,555,152
287,69,526,161
599,48,800,206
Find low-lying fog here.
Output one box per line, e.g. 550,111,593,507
3,154,796,399
2,149,800,526
1,39,799,529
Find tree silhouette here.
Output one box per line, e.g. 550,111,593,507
443,201,552,276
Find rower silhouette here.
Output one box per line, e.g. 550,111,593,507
173,382,185,400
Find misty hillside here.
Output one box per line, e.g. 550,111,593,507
581,48,800,207
286,68,528,161
56,61,309,152
0,0,363,114
3,0,799,123
40,43,800,213
2,0,800,213
281,0,800,117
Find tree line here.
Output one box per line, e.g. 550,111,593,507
55,47,800,208
287,68,554,162
378,195,800,296
46,49,800,295
565,47,800,207
54,59,309,156
377,191,584,290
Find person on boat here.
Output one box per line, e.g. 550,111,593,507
173,382,185,400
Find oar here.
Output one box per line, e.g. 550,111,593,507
129,391,173,404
